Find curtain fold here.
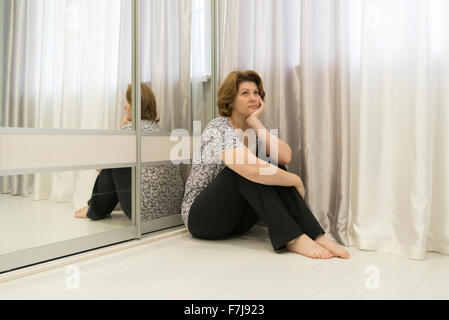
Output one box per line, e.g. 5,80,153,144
299,0,352,245
144,0,192,132
191,0,211,131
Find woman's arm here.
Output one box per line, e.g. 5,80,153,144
246,98,292,166
247,117,292,166
120,118,130,128
222,146,304,197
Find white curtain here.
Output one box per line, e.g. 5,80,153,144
345,0,449,259
299,0,352,248
0,0,192,208
0,0,124,206
219,0,302,172
300,0,449,259
137,0,192,132
191,0,212,131
220,0,449,260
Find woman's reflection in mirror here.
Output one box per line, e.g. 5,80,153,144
75,83,184,221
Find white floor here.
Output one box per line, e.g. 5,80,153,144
0,194,132,256
0,225,448,300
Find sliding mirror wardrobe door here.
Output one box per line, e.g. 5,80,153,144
138,0,215,234
0,0,140,273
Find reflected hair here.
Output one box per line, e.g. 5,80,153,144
217,70,265,117
126,83,160,123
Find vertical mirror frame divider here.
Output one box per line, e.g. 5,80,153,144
132,0,142,239
211,0,219,118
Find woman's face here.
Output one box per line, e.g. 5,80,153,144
124,103,132,121
232,81,262,118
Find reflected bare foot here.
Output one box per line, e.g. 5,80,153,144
286,234,332,259
315,234,350,259
75,206,89,219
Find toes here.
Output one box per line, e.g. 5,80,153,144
320,249,330,259
75,210,86,219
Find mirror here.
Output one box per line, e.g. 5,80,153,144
0,0,136,258
0,0,132,131
0,0,215,259
137,0,214,229
0,168,134,257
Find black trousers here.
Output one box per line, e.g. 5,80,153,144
86,168,132,220
187,166,325,252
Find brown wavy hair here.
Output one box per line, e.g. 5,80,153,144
217,70,265,117
126,83,160,122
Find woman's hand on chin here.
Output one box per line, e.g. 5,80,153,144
246,97,265,127
121,116,131,128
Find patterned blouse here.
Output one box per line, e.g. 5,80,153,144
122,120,185,221
181,116,271,232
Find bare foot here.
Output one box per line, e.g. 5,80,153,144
75,206,89,219
286,234,333,259
314,234,350,259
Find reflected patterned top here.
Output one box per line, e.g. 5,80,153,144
122,120,185,221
